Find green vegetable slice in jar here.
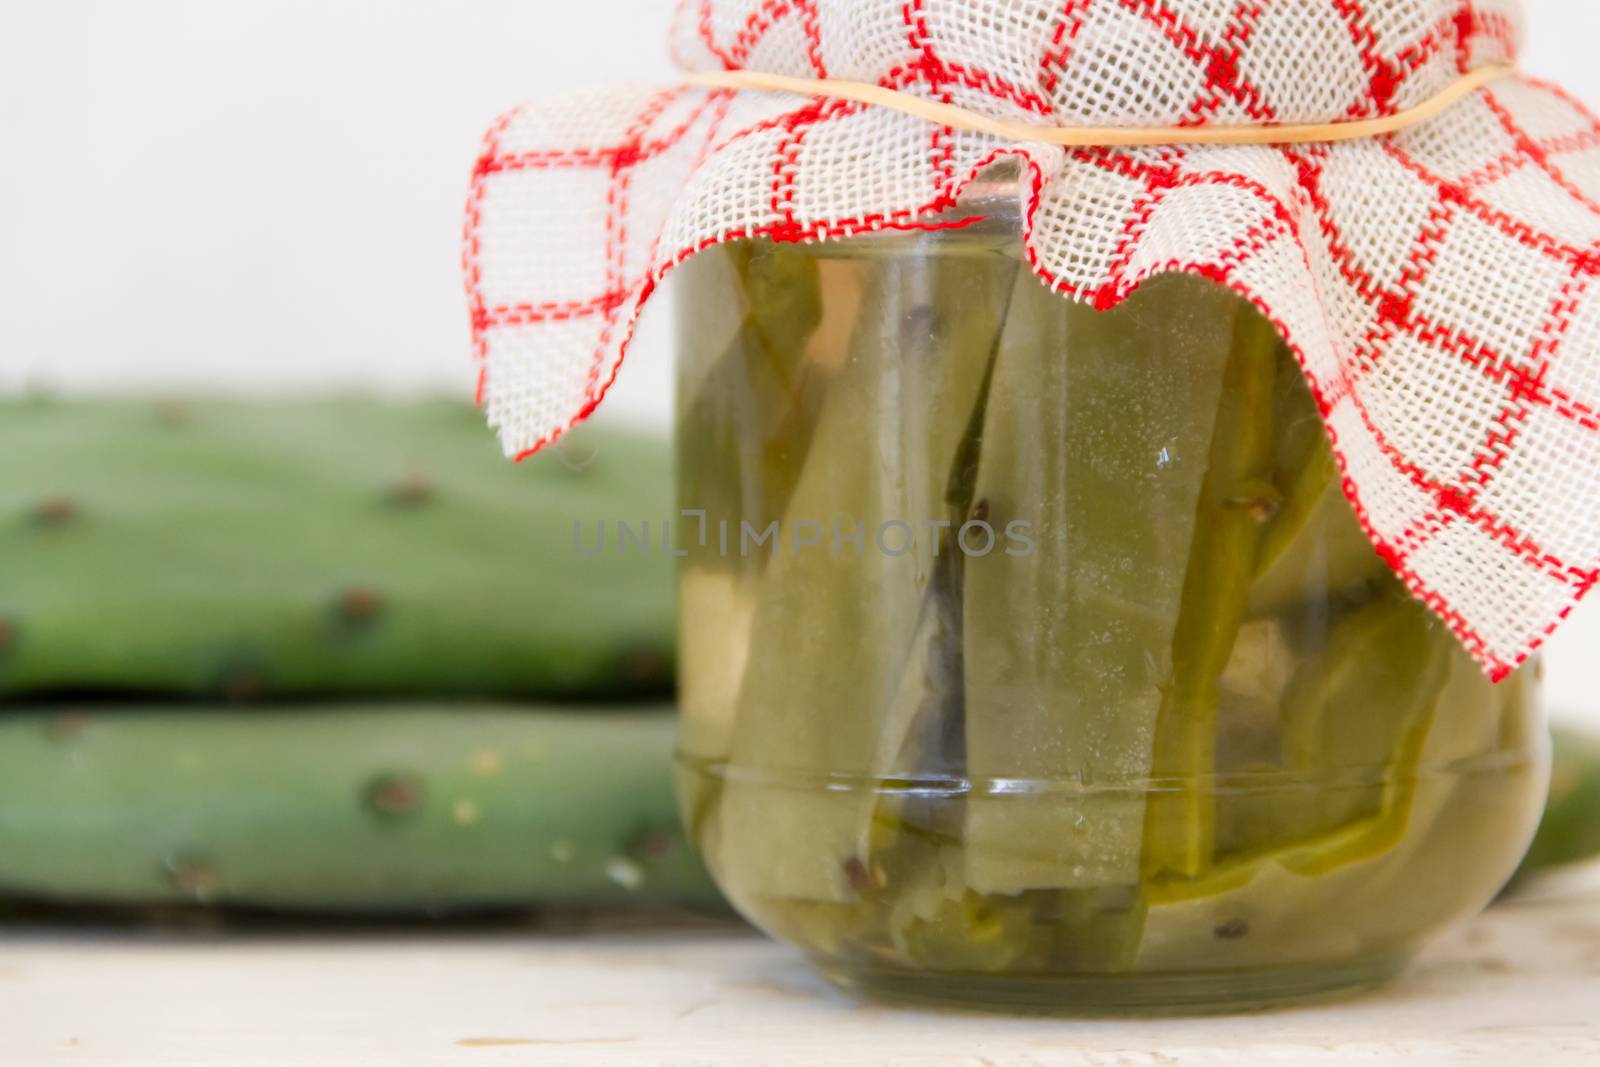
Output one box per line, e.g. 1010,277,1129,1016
676,241,828,816
1138,294,1283,885
713,242,1021,906
962,272,1245,900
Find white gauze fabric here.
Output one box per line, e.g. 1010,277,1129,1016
464,0,1600,678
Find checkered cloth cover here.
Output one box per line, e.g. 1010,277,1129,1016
463,0,1600,679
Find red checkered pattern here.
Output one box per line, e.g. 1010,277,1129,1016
463,0,1600,678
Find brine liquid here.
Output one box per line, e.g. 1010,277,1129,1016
672,225,1547,997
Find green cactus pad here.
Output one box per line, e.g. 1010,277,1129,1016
0,398,674,701
0,705,720,914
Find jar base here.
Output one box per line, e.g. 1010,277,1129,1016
816,955,1410,1016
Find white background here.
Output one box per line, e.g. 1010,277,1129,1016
1,2,1596,723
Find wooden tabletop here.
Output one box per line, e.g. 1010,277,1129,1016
1,874,1597,1066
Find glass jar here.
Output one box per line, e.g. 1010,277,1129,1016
671,171,1549,1013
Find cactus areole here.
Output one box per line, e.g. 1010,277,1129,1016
467,0,1594,1010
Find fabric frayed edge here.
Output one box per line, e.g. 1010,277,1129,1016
462,96,1594,682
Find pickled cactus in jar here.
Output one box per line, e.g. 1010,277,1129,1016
671,180,1548,1010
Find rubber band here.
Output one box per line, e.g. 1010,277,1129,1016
685,64,1515,147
